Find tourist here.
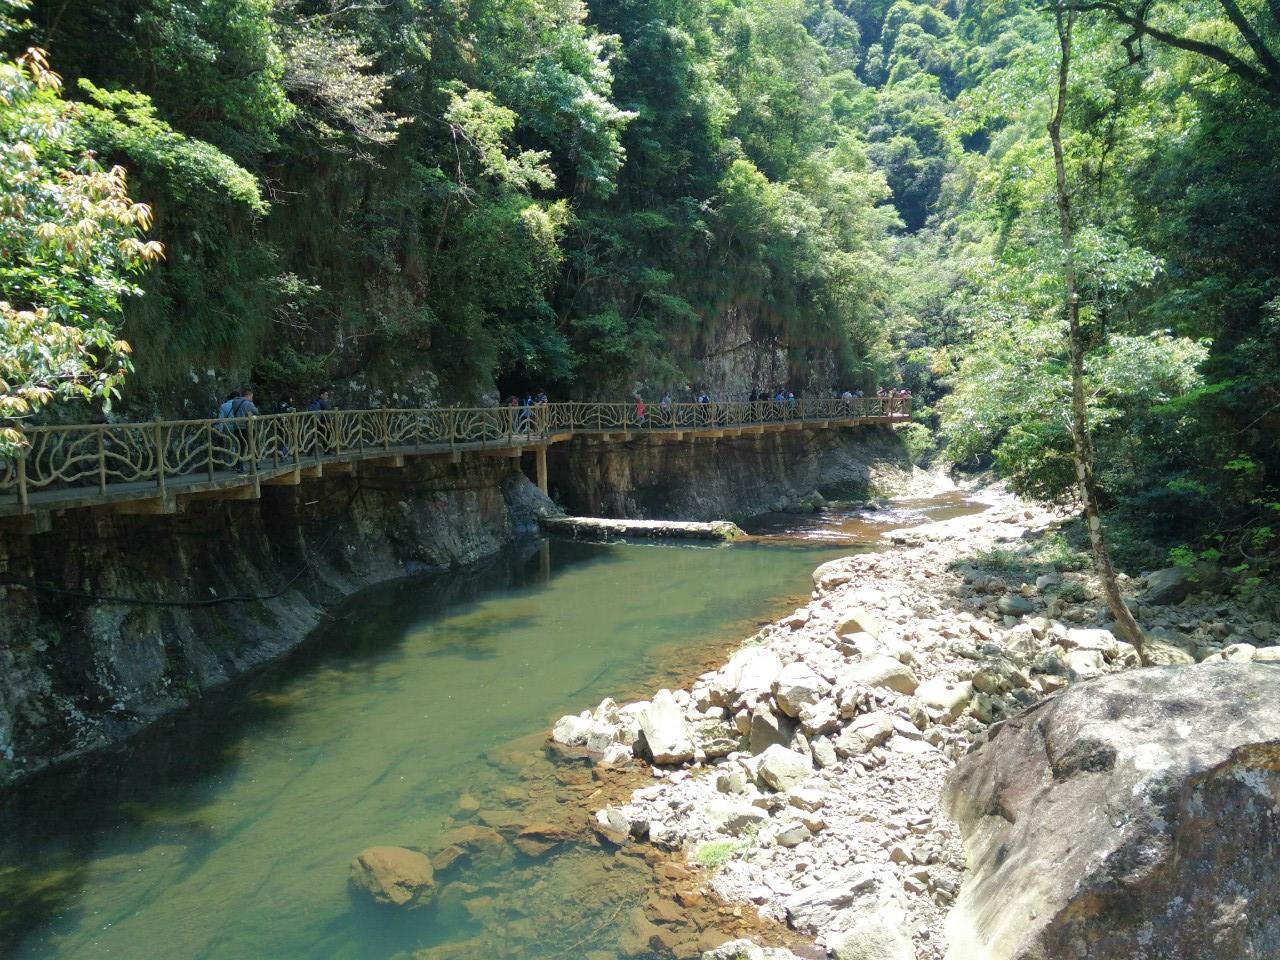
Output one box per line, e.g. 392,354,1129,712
841,389,854,401
227,387,259,473
307,389,332,412
635,396,646,425
217,389,241,420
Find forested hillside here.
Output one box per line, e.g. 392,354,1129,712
2,0,1277,571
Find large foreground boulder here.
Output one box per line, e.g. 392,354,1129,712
349,845,435,908
638,688,695,764
943,663,1280,960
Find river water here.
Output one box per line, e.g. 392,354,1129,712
0,494,977,960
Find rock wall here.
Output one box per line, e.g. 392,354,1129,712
547,426,908,521
694,307,841,399
0,456,545,787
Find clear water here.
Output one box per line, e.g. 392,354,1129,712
0,534,889,960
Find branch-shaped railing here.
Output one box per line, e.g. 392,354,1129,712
0,398,910,511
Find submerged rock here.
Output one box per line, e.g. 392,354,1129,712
349,845,435,908
943,663,1280,960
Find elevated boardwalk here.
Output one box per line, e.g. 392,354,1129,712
0,398,910,526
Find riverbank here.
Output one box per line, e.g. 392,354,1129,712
555,479,1278,958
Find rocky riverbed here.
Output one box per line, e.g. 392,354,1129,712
551,481,1280,959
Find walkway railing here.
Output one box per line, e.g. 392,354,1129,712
1,397,909,512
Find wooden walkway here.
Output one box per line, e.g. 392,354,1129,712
1,399,910,523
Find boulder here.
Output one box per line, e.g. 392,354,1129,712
1064,648,1104,680
943,663,1280,960
755,744,813,792
782,865,882,932
833,712,893,758
838,656,919,695
773,661,831,717
749,704,794,754
997,595,1034,617
511,821,575,858
551,713,594,747
349,845,435,908
797,698,839,736
836,609,883,640
692,717,741,759
1060,627,1120,657
1138,566,1191,605
775,822,811,847
714,647,785,707
638,689,695,765
829,900,914,960
813,558,860,593
916,678,973,723
1144,627,1198,666
706,801,769,836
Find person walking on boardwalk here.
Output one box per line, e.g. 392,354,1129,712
634,396,646,426
228,387,259,473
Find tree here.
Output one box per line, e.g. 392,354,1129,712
1068,1,1280,102
0,37,162,455
1046,2,1150,663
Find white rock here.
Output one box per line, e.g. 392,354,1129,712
756,744,814,791
916,678,973,723
837,656,919,695
1066,649,1105,680
828,902,914,960
706,801,770,836
783,865,882,932
836,609,883,640
834,712,893,757
773,661,831,718
639,689,696,764
776,822,812,847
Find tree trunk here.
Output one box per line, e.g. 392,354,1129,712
1048,2,1151,665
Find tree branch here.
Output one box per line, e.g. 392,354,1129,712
1067,1,1280,100
1216,0,1280,81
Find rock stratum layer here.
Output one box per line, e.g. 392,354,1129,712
943,662,1280,960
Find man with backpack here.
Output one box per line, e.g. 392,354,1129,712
216,387,259,473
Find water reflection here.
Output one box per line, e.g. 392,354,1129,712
0,533,856,960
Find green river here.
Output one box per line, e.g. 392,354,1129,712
0,496,973,960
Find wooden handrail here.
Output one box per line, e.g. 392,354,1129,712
1,398,911,510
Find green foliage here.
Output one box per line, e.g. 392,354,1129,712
0,43,161,450
898,421,934,465
691,839,742,869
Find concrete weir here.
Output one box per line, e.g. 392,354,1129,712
541,516,745,541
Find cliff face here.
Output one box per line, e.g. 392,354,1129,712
547,426,907,520
0,456,541,787
0,424,906,788
694,307,842,400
